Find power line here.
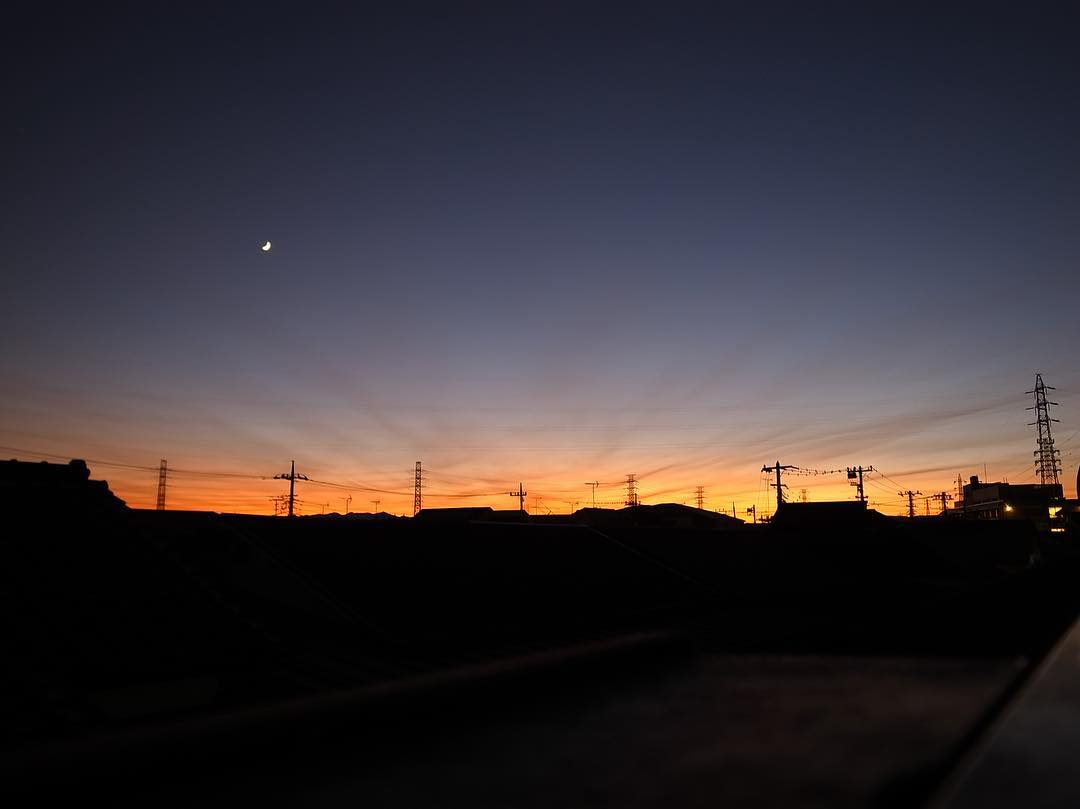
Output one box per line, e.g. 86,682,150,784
273,460,308,518
845,465,875,503
931,491,953,515
762,461,796,513
509,483,527,512
585,481,599,509
898,490,922,518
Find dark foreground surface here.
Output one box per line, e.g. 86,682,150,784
3,460,1079,807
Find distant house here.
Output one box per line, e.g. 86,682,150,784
962,475,1064,531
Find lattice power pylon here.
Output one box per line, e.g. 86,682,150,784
1026,373,1062,486
156,459,167,511
414,461,423,515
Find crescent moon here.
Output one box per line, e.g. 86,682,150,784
261,241,272,252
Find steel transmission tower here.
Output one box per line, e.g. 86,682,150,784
625,474,639,507
414,461,423,515
695,485,705,510
1026,373,1062,486
156,459,167,511
273,460,308,517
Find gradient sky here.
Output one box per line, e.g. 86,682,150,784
3,4,1078,515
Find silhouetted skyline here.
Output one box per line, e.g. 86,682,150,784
3,4,1078,512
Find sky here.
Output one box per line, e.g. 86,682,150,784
3,3,1078,515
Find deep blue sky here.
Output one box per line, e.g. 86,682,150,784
3,4,1078,511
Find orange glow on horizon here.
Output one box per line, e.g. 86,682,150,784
88,460,973,519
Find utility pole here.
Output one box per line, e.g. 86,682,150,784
156,459,167,511
1026,373,1062,486
585,481,599,509
414,461,423,516
932,491,953,515
924,497,931,516
342,494,352,514
695,485,705,510
273,460,308,518
745,504,757,524
625,474,639,507
899,490,922,518
846,465,875,503
762,461,795,513
509,482,527,512
371,500,380,513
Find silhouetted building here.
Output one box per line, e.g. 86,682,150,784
962,475,1064,530
769,500,870,528
1,457,126,510
415,507,534,523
